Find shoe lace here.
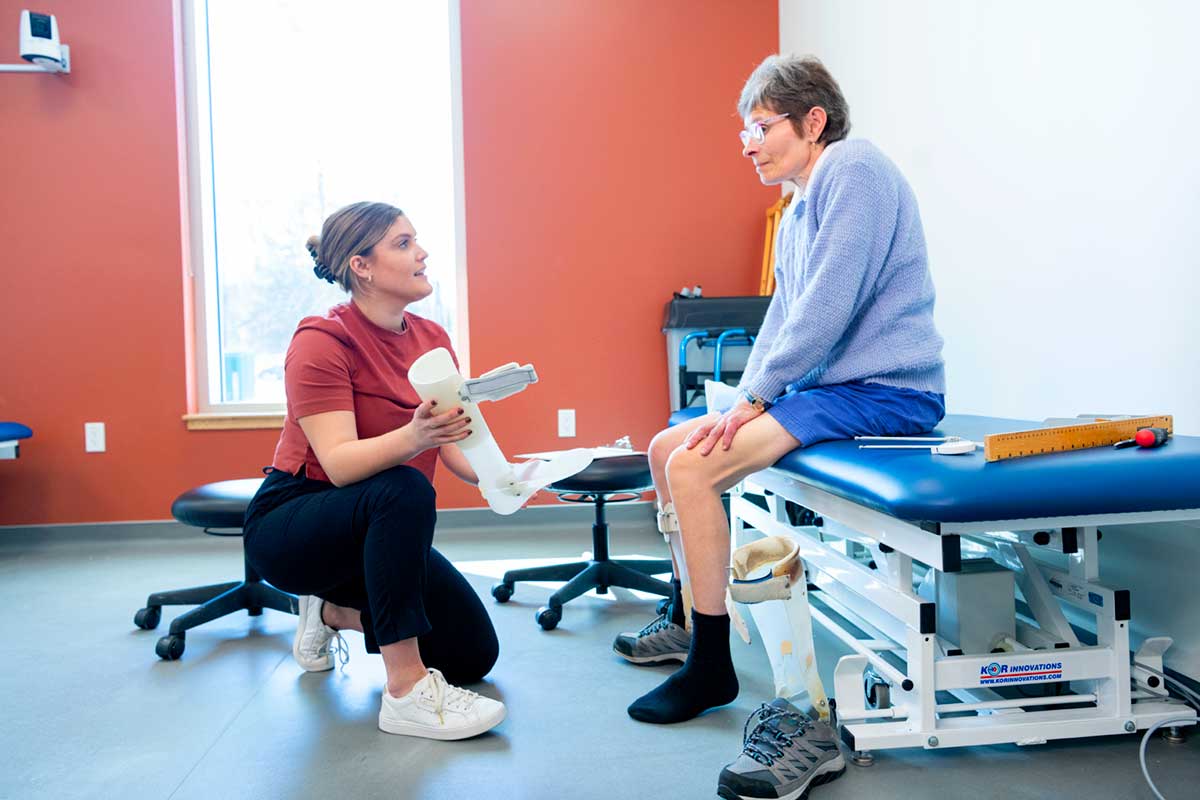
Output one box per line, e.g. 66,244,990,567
424,668,483,724
323,630,350,668
741,704,810,766
638,612,673,637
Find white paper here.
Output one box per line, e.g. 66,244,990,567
515,446,646,461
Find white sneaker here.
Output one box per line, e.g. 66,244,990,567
293,594,348,672
379,668,506,740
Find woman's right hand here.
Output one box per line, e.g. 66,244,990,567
406,400,472,452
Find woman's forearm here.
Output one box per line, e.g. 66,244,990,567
320,426,424,487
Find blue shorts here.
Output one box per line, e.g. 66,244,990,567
766,381,945,447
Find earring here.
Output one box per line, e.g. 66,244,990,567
366,274,373,284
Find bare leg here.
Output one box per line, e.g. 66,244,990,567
647,414,715,509
647,415,718,612
380,639,430,697
322,601,363,632
321,602,426,697
628,413,801,724
667,413,800,614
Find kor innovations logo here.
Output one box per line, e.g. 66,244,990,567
979,661,1064,685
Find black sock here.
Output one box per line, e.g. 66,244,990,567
668,578,685,626
627,609,738,724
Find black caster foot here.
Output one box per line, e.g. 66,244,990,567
156,634,185,661
134,606,161,630
248,606,263,617
492,582,514,603
536,605,562,630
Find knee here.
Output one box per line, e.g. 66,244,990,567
665,445,715,495
648,428,676,474
365,466,437,515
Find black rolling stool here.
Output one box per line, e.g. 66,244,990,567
490,454,673,630
133,479,298,660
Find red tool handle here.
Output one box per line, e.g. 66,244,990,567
1134,427,1169,448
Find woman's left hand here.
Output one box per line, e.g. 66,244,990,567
684,400,764,456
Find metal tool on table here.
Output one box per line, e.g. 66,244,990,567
1113,426,1171,450
855,435,979,455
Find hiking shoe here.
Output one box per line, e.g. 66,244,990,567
293,595,348,672
612,612,691,665
717,698,845,800
379,668,506,740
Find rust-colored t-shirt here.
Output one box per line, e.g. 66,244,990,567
271,301,456,484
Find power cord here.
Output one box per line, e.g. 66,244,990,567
1132,662,1199,800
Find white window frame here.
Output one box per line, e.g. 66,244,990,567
179,0,470,418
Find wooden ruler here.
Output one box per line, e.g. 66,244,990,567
984,415,1174,462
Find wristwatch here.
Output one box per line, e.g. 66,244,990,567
741,389,770,412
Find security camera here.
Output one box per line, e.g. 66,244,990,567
19,9,69,73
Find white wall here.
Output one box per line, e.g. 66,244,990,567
780,0,1200,433
780,0,1200,677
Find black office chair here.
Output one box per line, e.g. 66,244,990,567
133,479,298,660
490,454,673,630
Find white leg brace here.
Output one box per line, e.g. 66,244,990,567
408,347,592,515
658,502,695,631
729,535,830,721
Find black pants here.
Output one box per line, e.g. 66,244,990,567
243,465,498,685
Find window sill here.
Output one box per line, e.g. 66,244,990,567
183,413,285,431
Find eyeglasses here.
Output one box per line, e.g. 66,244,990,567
739,113,790,147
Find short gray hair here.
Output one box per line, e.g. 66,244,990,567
737,55,850,144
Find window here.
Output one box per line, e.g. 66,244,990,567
182,0,466,414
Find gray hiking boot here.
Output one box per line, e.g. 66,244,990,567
717,698,846,800
612,612,691,665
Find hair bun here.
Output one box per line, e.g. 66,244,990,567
305,235,336,284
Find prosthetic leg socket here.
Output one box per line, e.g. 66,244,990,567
729,535,830,721
730,536,801,603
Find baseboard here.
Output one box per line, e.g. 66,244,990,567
436,500,657,534
0,519,193,543
0,501,658,542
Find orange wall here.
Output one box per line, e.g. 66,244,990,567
0,0,778,525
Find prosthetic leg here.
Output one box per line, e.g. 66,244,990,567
729,535,830,721
408,348,593,515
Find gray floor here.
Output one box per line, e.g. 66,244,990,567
1,520,1196,800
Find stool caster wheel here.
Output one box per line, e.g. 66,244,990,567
596,585,608,595
248,606,263,617
491,582,514,603
536,605,562,631
656,597,671,616
156,634,185,661
134,606,161,630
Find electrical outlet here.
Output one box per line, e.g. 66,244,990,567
557,409,576,438
84,422,106,453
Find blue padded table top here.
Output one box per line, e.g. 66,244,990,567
0,422,33,440
769,414,1200,524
